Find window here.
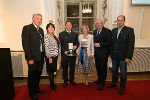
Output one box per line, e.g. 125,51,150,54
65,0,97,34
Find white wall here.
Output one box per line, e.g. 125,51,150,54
1,0,150,50
124,0,150,47
0,0,46,50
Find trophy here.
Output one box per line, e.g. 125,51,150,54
67,43,76,56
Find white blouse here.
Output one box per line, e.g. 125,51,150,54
77,34,94,56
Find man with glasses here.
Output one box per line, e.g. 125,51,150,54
93,19,112,90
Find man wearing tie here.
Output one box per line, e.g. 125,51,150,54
59,21,79,88
22,13,45,100
107,15,135,95
93,19,112,90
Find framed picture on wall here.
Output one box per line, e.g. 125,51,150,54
131,0,150,5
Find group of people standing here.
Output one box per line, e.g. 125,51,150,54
22,13,135,100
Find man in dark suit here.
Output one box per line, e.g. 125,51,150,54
93,19,112,90
22,13,45,100
107,15,135,95
59,21,79,88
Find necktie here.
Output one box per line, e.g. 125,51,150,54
96,29,100,36
37,27,45,52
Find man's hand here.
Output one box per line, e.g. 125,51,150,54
125,58,131,63
73,46,77,50
94,43,100,47
64,51,68,55
28,60,34,65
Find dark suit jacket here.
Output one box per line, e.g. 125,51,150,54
22,23,44,61
59,30,79,56
111,26,135,60
93,27,112,59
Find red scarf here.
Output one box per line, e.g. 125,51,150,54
53,35,60,45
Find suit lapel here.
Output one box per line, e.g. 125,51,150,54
118,26,125,39
94,29,100,35
31,24,44,43
95,28,102,37
99,28,104,37
68,31,74,39
97,27,105,39
114,28,118,39
31,23,38,32
64,31,71,40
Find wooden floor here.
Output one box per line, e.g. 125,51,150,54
14,67,150,86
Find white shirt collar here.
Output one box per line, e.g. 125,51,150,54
66,30,71,33
97,28,102,31
118,26,124,30
33,23,38,29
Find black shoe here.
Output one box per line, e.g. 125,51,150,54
119,87,125,95
97,84,104,90
36,89,45,93
63,82,67,88
70,81,76,86
107,83,116,88
93,80,100,84
30,95,39,100
50,84,57,91
54,84,58,88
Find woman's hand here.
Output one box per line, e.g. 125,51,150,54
49,58,52,64
77,53,79,57
89,55,93,58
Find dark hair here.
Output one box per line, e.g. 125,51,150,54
46,23,55,30
65,20,72,25
117,15,125,21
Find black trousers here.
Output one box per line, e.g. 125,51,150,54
46,56,58,85
95,55,108,85
27,53,44,95
46,56,58,75
61,55,76,83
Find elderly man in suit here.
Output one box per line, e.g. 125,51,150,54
59,21,79,88
93,19,112,90
107,15,135,95
22,13,45,100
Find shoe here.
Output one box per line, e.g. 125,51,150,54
30,95,39,100
93,80,100,84
63,82,67,88
119,87,125,95
97,84,104,90
54,84,58,88
107,83,116,88
50,84,57,91
70,81,76,86
36,89,45,93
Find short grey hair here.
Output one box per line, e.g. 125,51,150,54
32,13,42,18
96,18,104,22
